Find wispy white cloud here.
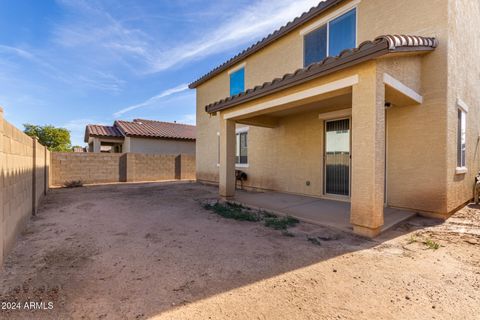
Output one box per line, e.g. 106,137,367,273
0,45,36,60
147,0,320,72
178,113,196,125
53,0,151,65
52,0,320,73
76,70,126,93
113,83,189,117
0,44,125,93
0,45,64,77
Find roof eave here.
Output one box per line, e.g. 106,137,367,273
204,36,437,114
205,41,389,113
124,134,196,141
87,134,125,140
188,0,347,89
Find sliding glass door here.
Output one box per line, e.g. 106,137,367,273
324,118,350,196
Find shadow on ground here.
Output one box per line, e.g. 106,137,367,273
0,182,477,320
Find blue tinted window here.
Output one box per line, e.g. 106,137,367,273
230,67,244,96
304,25,327,67
328,9,356,57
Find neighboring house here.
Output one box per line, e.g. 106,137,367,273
84,119,196,155
189,0,480,237
72,146,86,153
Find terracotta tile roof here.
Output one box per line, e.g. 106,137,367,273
205,35,438,113
84,124,123,142
189,0,346,89
115,119,196,140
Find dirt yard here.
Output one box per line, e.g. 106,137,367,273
0,182,479,320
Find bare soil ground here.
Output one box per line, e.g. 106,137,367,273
0,182,479,320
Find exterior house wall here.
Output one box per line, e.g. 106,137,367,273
194,0,458,216
445,0,480,213
0,109,50,265
128,137,196,155
359,0,449,214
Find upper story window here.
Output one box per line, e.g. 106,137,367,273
304,8,357,67
230,67,245,96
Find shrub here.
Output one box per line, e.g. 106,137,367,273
203,202,261,222
264,216,299,230
423,239,440,250
64,180,83,188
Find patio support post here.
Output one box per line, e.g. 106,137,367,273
219,115,236,198
93,137,101,153
0,107,3,265
350,66,385,237
123,137,131,153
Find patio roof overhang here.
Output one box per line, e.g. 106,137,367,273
218,61,426,129
215,36,437,238
205,35,437,116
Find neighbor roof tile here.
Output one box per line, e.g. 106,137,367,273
115,119,196,140
84,125,123,142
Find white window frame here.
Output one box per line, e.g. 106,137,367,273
216,131,220,167
228,64,246,97
228,62,246,75
235,126,249,168
300,0,359,62
456,98,468,174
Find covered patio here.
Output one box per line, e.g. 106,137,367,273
233,189,416,233
208,36,437,237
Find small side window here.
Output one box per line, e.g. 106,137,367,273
457,108,466,169
230,67,245,96
216,131,220,167
236,130,248,165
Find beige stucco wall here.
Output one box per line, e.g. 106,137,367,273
1,109,50,265
445,0,480,213
194,0,468,216
128,137,195,155
219,65,365,197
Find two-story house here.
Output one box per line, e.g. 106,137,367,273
189,0,480,237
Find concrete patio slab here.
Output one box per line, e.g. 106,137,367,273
233,190,416,234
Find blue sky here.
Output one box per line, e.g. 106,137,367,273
0,0,319,146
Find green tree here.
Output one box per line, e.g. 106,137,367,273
23,124,72,152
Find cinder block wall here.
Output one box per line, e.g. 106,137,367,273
51,153,196,185
51,153,123,185
180,154,196,180
0,108,50,266
128,153,176,182
34,139,49,213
